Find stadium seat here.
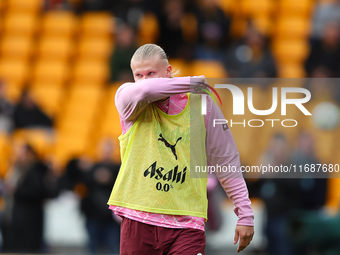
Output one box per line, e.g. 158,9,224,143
0,16,2,35
277,64,306,78
37,36,74,61
272,39,310,65
57,118,92,137
326,178,340,212
0,131,9,178
168,58,191,77
41,12,78,37
7,0,43,14
53,132,89,166
313,130,337,164
95,89,121,162
99,101,121,137
181,13,198,44
3,13,37,36
0,59,28,84
253,15,273,36
67,85,102,104
54,85,102,163
230,18,248,38
59,86,102,125
64,100,101,118
33,60,69,84
138,12,159,45
191,60,228,78
279,0,314,17
0,35,33,60
30,84,64,117
240,0,274,17
0,0,5,14
4,82,23,102
80,12,114,38
77,36,113,61
12,129,54,159
72,60,109,84
275,16,311,39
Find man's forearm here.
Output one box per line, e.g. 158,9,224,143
115,77,192,121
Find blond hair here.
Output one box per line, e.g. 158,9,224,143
131,44,179,78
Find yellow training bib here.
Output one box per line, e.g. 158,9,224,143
108,93,208,219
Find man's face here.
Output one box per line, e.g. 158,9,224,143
131,55,172,82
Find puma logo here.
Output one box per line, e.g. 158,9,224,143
158,134,182,160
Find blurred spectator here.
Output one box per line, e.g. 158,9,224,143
60,155,93,194
111,0,146,28
45,0,70,11
224,24,277,78
157,0,190,59
290,132,327,254
305,22,340,77
289,209,340,255
61,139,120,254
2,144,59,253
13,89,53,130
253,134,299,255
109,23,137,82
291,132,327,211
313,0,340,39
77,0,108,12
304,78,340,104
82,139,120,254
0,81,14,134
193,0,231,61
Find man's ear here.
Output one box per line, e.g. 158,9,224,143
166,65,172,78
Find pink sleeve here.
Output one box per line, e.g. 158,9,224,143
205,97,254,226
115,77,193,121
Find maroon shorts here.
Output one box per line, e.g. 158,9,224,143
120,217,206,255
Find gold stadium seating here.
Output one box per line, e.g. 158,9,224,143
98,84,121,139
0,35,33,60
252,15,273,36
37,36,74,61
80,12,114,38
181,13,198,44
77,36,113,61
30,83,64,117
168,59,192,77
138,12,159,45
32,59,69,84
0,131,10,178
4,82,23,102
277,64,306,78
272,39,310,65
3,13,37,36
53,132,89,166
41,12,78,37
72,60,109,85
6,0,43,14
11,129,54,159
0,58,28,84
275,16,311,39
278,0,314,17
240,0,274,17
191,60,228,78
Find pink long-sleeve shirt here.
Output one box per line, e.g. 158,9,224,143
109,77,254,231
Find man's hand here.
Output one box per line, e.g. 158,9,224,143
198,75,208,85
234,225,254,253
192,75,210,94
